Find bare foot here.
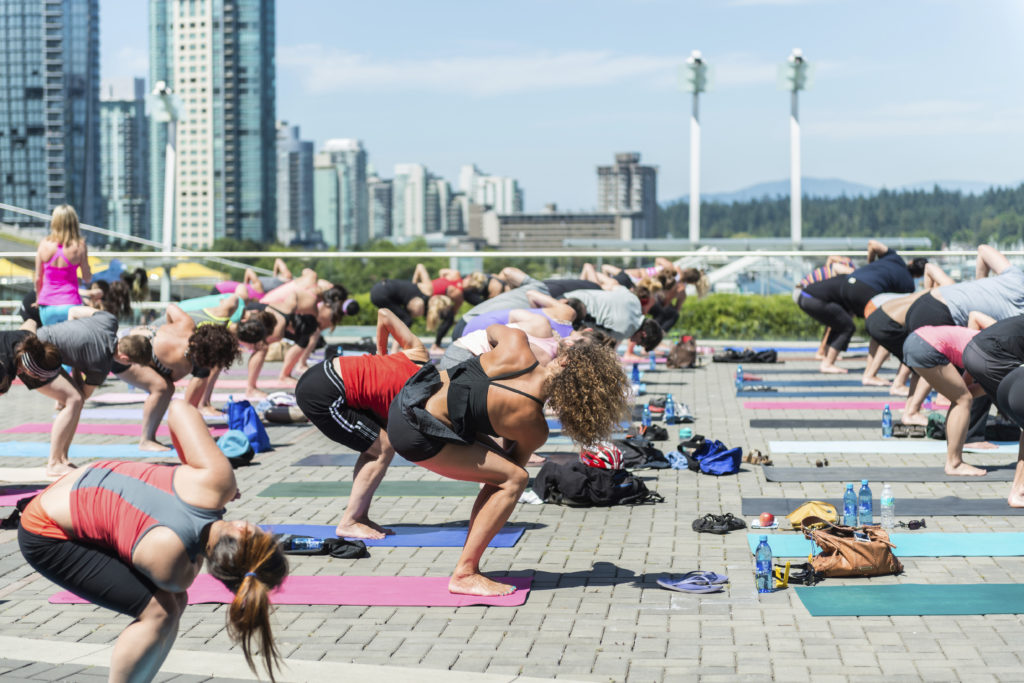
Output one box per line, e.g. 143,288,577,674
1008,491,1024,507
245,390,268,401
275,376,298,387
862,376,891,387
362,519,395,535
890,385,910,397
901,413,928,427
946,462,987,476
45,462,76,477
449,572,516,597
814,352,826,361
199,405,224,417
526,454,547,466
819,364,848,374
965,441,998,450
138,439,171,452
336,520,389,540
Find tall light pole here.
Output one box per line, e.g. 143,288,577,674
683,50,708,245
147,81,180,302
783,48,809,245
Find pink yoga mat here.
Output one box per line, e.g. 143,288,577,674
2,423,228,438
51,574,532,607
0,485,46,506
744,400,937,411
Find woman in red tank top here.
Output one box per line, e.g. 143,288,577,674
18,401,289,682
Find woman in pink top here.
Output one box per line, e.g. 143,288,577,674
903,311,995,476
35,205,91,326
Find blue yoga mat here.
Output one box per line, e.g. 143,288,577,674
747,532,1024,557
261,523,525,548
0,442,177,459
733,346,870,354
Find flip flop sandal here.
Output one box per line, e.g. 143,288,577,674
715,513,748,531
657,575,725,594
674,569,730,585
691,514,730,534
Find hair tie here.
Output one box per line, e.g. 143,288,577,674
342,298,356,313
245,571,257,579
20,352,58,380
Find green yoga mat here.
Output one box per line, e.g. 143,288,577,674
796,584,1024,616
258,481,480,497
746,532,1024,557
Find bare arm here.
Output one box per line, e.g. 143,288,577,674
866,240,889,263
923,262,955,289
34,245,43,296
242,268,262,292
526,289,559,308
438,267,461,280
968,311,997,330
167,400,236,501
78,242,91,283
183,376,206,407
412,263,431,287
654,257,676,272
165,303,189,325
376,308,427,358
67,305,97,320
976,244,1011,278
273,258,293,281
498,266,528,288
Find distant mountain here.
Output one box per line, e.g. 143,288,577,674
666,177,1012,206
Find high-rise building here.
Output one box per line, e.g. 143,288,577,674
275,122,313,245
392,163,427,240
149,0,276,248
315,139,368,249
597,152,657,238
312,153,338,248
367,173,392,241
0,0,101,225
100,78,149,240
458,164,523,214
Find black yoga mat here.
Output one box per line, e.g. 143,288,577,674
742,497,1024,516
294,453,416,467
762,465,1016,483
750,419,879,429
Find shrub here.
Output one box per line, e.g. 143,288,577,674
673,293,866,341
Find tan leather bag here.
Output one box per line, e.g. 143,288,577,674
801,520,903,578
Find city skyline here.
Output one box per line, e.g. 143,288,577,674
100,0,1024,212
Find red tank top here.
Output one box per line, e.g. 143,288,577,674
432,277,462,296
335,352,420,420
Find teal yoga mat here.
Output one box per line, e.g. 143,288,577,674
742,496,1024,516
795,584,1024,616
0,442,177,459
768,440,1018,455
747,532,1024,557
259,481,480,497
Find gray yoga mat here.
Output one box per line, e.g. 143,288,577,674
743,379,881,387
742,497,1024,516
750,419,880,429
762,465,1016,483
294,453,416,467
751,368,895,376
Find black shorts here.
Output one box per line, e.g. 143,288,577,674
613,270,633,289
904,292,954,334
18,525,156,618
386,365,460,463
294,359,383,454
865,308,909,361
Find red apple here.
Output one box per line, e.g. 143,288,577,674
759,512,775,527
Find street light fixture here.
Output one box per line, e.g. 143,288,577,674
682,50,709,245
780,48,812,245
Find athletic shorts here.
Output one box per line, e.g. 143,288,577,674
18,524,156,618
865,308,909,361
386,364,465,462
294,358,383,454
613,270,633,289
902,332,949,369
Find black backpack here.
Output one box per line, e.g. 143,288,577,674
614,436,671,469
532,461,664,507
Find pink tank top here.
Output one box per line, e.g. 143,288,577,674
913,325,979,369
38,244,82,306
215,281,262,299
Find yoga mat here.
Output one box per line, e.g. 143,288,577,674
78,408,227,423
745,400,920,411
0,485,46,506
89,392,234,405
753,368,895,375
747,531,1024,557
0,442,177,460
176,378,295,389
51,574,532,607
738,390,888,398
1,423,228,438
742,379,881,387
262,523,525,548
742,497,1024,516
259,481,481,497
763,465,1015,483
293,453,416,467
751,419,880,429
795,584,1024,617
769,440,1017,455
0,467,55,483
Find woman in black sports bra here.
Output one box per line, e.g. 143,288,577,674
387,324,630,597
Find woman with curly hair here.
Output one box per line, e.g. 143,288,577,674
18,400,288,682
387,327,630,596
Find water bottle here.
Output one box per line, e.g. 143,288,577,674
641,404,652,428
881,483,895,530
649,351,657,371
665,394,676,423
858,479,873,526
843,483,857,526
755,536,773,593
881,404,893,438
735,364,744,391
631,363,641,384
286,536,323,552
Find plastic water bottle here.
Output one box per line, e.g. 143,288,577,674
649,352,657,371
641,404,652,428
735,364,744,391
858,479,873,526
665,394,676,423
631,363,641,384
843,483,857,526
881,484,895,530
286,536,323,552
755,536,773,593
881,404,893,438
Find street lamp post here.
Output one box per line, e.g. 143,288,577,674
683,50,708,245
783,48,809,245
147,81,180,302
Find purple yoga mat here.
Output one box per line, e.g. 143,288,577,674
51,574,532,607
2,423,228,437
744,400,937,411
0,485,46,506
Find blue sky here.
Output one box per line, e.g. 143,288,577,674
102,0,1024,211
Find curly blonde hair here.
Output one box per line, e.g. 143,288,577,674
545,341,630,447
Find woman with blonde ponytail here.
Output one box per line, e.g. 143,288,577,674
35,204,91,326
17,400,287,682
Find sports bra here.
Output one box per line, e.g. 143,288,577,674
446,356,543,438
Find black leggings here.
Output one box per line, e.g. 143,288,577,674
997,367,1024,429
18,525,157,618
797,293,854,352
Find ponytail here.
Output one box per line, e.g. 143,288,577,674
425,294,453,332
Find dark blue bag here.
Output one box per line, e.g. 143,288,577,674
691,439,741,476
226,398,271,453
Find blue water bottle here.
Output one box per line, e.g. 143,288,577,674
858,479,873,525
665,393,676,423
755,536,773,593
631,362,641,384
843,483,857,526
881,404,893,438
649,351,657,371
735,364,744,391
286,536,323,552
641,404,652,428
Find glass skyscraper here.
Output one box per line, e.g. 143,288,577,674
0,0,101,225
100,78,149,240
149,0,276,248
313,139,368,249
275,122,313,245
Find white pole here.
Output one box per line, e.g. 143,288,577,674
689,91,701,245
790,89,801,245
160,119,176,303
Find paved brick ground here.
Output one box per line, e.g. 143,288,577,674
2,348,1024,681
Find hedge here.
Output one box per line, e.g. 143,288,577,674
673,293,866,341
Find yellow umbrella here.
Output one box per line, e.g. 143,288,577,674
149,262,227,280
0,258,34,279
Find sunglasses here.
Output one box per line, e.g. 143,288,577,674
896,519,927,530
